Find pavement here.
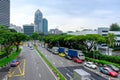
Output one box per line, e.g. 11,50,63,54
0,66,10,80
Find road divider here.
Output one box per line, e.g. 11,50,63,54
35,45,67,80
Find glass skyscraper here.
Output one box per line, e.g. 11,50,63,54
0,0,10,27
34,9,43,34
43,18,48,35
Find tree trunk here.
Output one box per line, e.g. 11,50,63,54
16,45,19,52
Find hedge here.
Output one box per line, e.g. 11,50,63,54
85,51,120,64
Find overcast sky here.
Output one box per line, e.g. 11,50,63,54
11,0,120,32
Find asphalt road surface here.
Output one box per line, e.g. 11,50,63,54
37,45,109,80
8,44,57,80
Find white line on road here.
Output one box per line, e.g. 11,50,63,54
65,68,73,75
35,50,58,80
39,73,41,78
66,73,72,79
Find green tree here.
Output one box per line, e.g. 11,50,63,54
13,33,27,51
31,32,40,44
110,23,120,31
0,30,15,57
107,33,116,48
105,33,116,55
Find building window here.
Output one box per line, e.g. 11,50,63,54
116,35,120,37
102,30,108,32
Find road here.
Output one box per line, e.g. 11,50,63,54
37,45,109,80
8,44,57,80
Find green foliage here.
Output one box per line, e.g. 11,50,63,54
0,25,27,55
31,32,39,40
110,23,120,31
106,33,116,48
86,51,120,64
44,34,106,52
112,46,120,51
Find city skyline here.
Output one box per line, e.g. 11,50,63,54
34,9,43,33
11,0,120,32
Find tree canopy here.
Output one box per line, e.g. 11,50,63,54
110,23,120,31
44,34,106,53
0,25,28,57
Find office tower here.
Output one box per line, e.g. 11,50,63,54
34,9,43,34
0,0,10,27
23,24,34,36
43,18,48,35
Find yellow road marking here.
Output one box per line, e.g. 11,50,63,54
8,59,26,78
8,71,15,77
18,65,22,74
21,59,26,76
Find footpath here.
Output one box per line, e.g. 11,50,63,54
0,66,10,80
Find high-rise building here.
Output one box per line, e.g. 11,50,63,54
34,9,43,34
23,24,34,36
0,0,10,27
43,18,48,35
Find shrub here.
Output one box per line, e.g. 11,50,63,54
85,51,120,64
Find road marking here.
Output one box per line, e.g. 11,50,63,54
35,50,58,80
39,73,41,78
18,65,22,74
22,59,26,76
8,71,15,77
66,73,72,79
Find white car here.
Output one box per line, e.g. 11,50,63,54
84,62,97,69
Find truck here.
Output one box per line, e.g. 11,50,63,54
58,47,68,54
73,69,92,80
67,49,85,60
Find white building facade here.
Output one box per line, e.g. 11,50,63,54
67,27,120,46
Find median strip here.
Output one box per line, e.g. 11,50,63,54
34,45,66,80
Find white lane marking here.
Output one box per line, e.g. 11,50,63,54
39,73,41,78
35,50,58,80
65,68,73,75
66,73,72,79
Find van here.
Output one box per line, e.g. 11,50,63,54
73,69,92,80
52,47,59,54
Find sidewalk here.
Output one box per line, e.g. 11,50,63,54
0,66,10,80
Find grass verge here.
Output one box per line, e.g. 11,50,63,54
35,46,66,80
0,49,21,67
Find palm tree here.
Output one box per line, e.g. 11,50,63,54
107,33,116,55
107,33,116,48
